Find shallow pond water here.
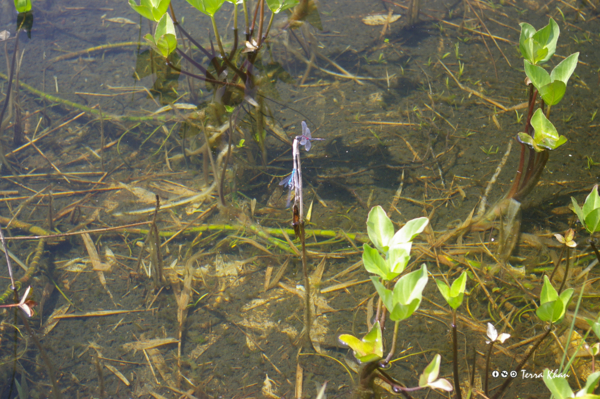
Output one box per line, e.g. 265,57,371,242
1,0,600,398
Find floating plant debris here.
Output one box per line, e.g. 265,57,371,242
362,13,401,26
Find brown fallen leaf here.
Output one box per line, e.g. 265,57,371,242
123,337,179,352
104,363,130,386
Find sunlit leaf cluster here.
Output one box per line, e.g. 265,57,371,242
536,276,573,324
363,206,428,281
572,185,600,234
517,18,577,153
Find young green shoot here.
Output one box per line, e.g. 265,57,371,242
480,145,499,155
536,275,573,323
338,321,383,363
571,185,600,234
586,156,600,170
515,110,523,124
362,206,428,281
14,0,32,13
556,7,566,23
517,109,567,152
418,355,453,392
369,129,385,146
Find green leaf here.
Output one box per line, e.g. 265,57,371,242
582,185,600,220
540,275,558,304
14,0,31,13
551,53,579,85
435,280,451,304
517,133,538,151
521,108,567,152
130,0,155,21
338,321,383,363
572,196,587,229
389,264,428,321
153,13,177,57
587,318,600,340
362,244,393,280
578,371,600,396
265,0,299,13
537,285,573,323
525,53,577,106
435,272,466,310
524,60,551,90
366,206,394,253
371,276,394,316
388,298,420,322
418,354,454,391
450,271,467,297
536,301,556,323
585,209,600,234
388,217,429,248
129,0,170,21
572,186,600,234
185,0,226,16
519,23,536,62
387,246,410,276
538,80,566,106
532,18,560,63
543,369,573,399
550,296,565,323
419,353,441,387
519,18,559,65
555,288,574,322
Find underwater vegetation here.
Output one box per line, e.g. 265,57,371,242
2,0,600,398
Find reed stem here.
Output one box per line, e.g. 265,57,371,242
557,247,571,294
549,244,566,281
300,221,312,350
452,309,462,399
589,240,600,265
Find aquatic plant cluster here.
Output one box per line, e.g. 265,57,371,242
336,18,600,399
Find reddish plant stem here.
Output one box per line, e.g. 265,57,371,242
256,0,266,47
250,0,261,37
507,86,538,199
520,87,538,187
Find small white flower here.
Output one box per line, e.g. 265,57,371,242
486,322,510,344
